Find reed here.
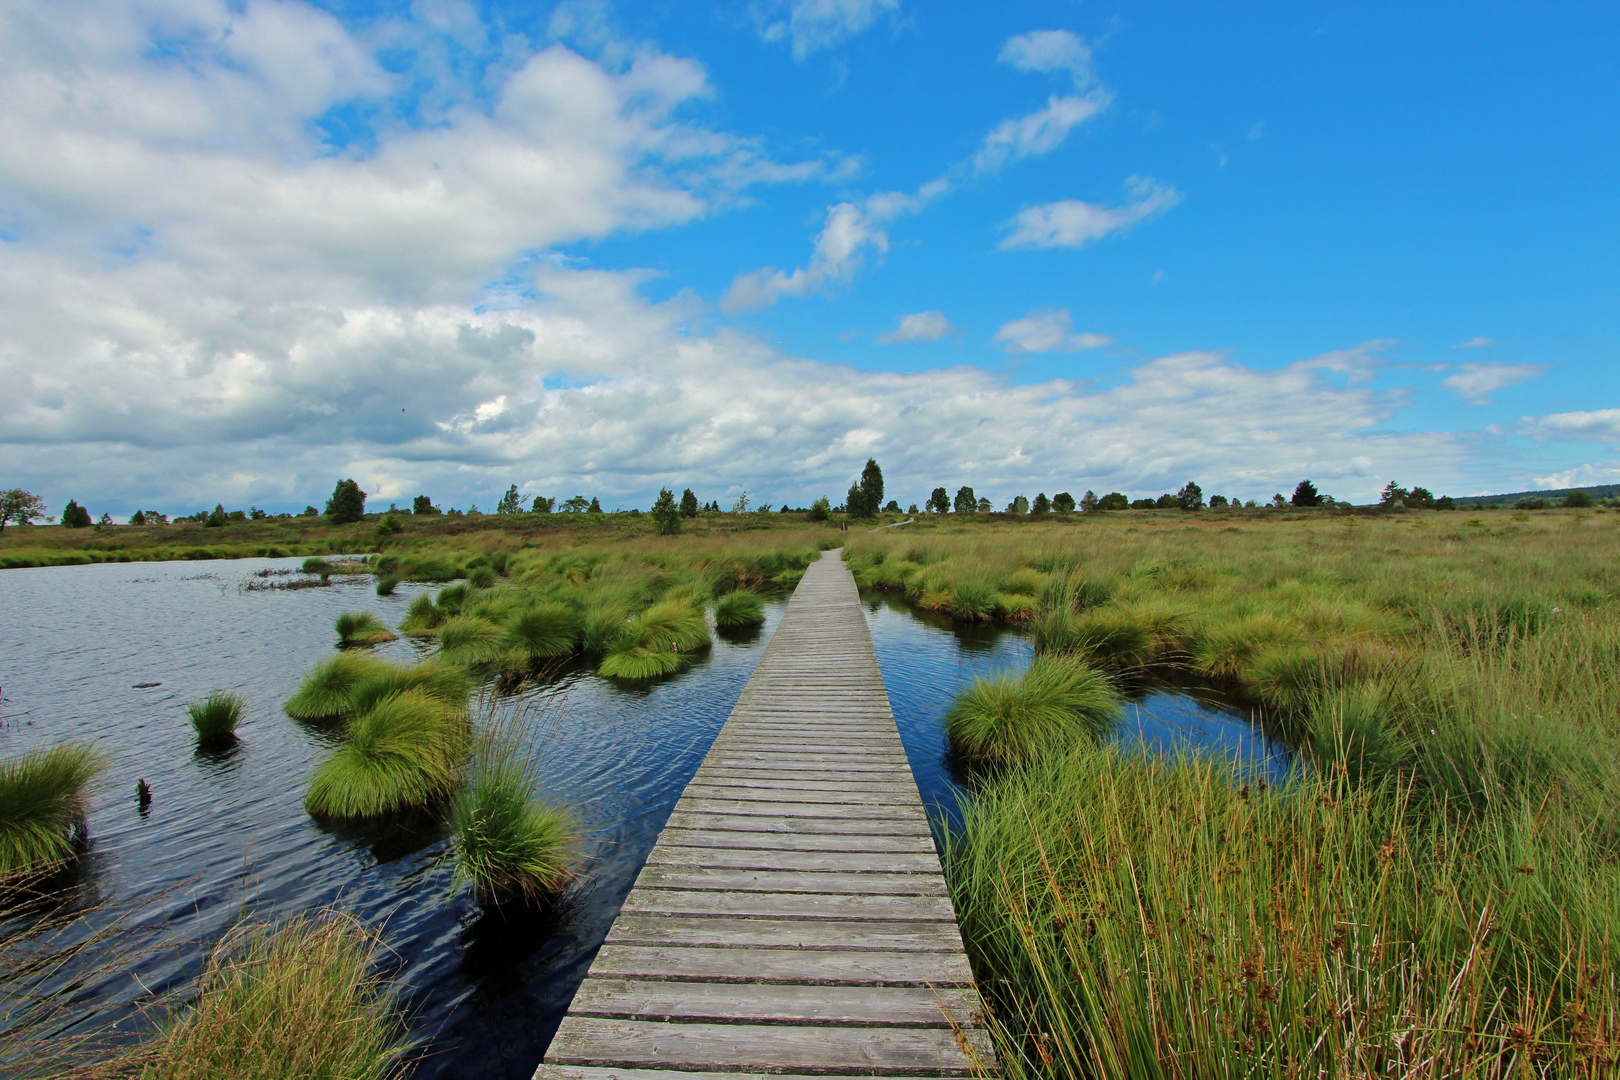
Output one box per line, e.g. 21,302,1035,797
944,656,1121,769
450,720,579,905
947,745,1620,1079
128,910,406,1079
283,652,391,721
712,589,765,628
334,611,397,646
0,743,107,883
187,691,243,745
304,689,466,818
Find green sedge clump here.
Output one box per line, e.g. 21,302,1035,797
945,656,1121,769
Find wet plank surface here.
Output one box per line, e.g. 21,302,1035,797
537,550,994,1079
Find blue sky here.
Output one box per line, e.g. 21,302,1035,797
1,0,1616,515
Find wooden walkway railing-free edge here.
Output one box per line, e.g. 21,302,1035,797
535,549,995,1078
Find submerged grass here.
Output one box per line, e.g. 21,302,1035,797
186,691,243,745
128,910,406,1080
0,743,107,884
304,689,467,818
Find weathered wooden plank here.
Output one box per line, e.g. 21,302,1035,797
643,846,945,873
662,811,933,837
674,797,930,819
604,915,966,952
618,889,958,922
566,979,980,1027
654,829,936,853
630,865,948,896
583,943,976,987
546,1018,987,1076
538,1069,946,1080
683,777,923,796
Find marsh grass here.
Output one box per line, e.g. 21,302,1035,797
498,603,581,665
304,689,467,818
450,714,579,906
0,743,107,883
944,657,1120,769
712,589,765,628
948,747,1620,1079
334,611,397,647
127,910,406,1080
434,615,503,668
374,574,401,596
283,653,391,721
186,692,243,746
598,598,710,681
398,592,441,634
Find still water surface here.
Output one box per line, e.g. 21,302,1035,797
1,557,1288,1076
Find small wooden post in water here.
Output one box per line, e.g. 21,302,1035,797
537,549,994,1078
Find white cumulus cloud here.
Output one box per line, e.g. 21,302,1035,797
1441,363,1541,404
998,30,1095,86
994,309,1111,353
878,311,955,344
1001,177,1184,249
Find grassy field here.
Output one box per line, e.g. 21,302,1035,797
0,506,844,569
846,507,1620,1077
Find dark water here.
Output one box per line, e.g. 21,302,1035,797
1,558,1290,1076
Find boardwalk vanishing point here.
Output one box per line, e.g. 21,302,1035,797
537,550,994,1079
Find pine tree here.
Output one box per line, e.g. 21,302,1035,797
858,459,883,519
680,488,699,517
651,487,681,535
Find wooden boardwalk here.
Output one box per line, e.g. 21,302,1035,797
537,550,993,1079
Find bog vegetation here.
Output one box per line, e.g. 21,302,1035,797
846,508,1620,1077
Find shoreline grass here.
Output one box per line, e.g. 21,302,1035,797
713,588,765,628
125,910,406,1079
0,743,108,884
187,691,243,746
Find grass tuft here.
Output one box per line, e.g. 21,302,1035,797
374,575,401,597
334,611,397,647
598,599,709,680
944,656,1121,769
712,589,766,628
0,742,107,882
283,653,391,721
304,689,467,819
187,692,243,745
451,719,579,905
398,592,441,635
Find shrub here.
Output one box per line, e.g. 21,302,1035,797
0,742,107,882
284,653,391,721
188,691,244,745
945,657,1121,768
713,589,766,628
451,723,579,905
305,690,466,819
129,911,406,1079
335,611,397,647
